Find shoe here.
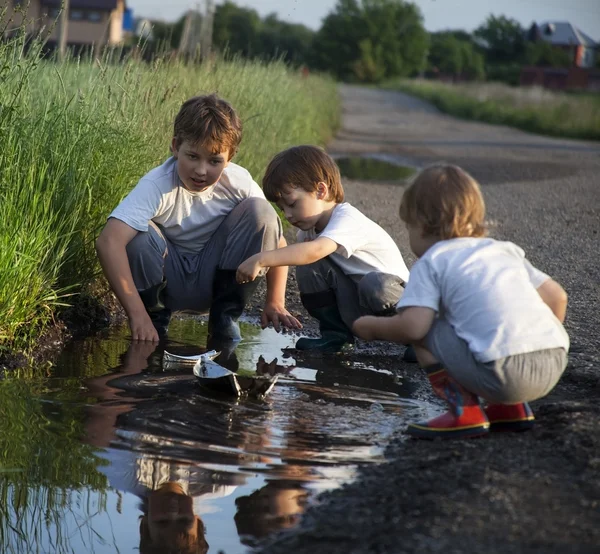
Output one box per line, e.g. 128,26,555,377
138,279,171,337
208,269,261,341
484,402,535,432
295,290,354,353
406,365,490,439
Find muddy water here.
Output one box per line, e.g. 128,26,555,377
0,318,434,554
333,154,416,182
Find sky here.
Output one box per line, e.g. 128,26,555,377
127,0,600,39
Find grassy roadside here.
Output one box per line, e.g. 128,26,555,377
0,29,339,356
383,79,600,142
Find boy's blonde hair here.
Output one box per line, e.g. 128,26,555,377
173,94,242,159
262,145,345,203
400,164,487,239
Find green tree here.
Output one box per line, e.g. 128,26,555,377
474,15,526,65
525,41,572,67
311,0,429,82
213,1,262,57
428,32,485,80
258,14,314,66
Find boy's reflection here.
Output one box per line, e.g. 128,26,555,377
140,482,208,554
235,479,309,542
84,339,310,551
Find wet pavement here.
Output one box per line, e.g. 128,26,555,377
0,317,434,554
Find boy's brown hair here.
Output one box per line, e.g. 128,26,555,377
262,145,345,203
173,94,242,159
399,164,487,239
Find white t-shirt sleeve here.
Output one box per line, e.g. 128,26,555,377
396,258,441,312
523,259,550,288
319,205,367,258
109,178,164,232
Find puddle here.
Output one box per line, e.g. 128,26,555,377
0,318,435,554
333,154,416,182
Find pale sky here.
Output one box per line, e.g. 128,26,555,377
127,0,600,38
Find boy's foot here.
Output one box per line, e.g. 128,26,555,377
484,402,535,432
405,407,490,439
295,333,354,353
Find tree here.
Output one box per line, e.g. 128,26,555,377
212,1,262,57
427,32,485,80
524,41,572,67
474,15,526,65
311,0,429,82
258,14,314,66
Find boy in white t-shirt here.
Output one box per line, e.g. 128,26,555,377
353,164,569,439
96,94,300,345
236,145,411,354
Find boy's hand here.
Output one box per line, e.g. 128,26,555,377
237,254,263,284
262,301,303,332
352,316,379,341
129,313,160,342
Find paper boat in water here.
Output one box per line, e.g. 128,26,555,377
163,350,278,398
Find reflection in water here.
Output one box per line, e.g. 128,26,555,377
0,319,433,553
141,483,209,554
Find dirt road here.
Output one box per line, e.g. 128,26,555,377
257,86,600,554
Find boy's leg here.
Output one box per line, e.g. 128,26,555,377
126,221,188,337
295,258,359,352
406,319,490,439
357,272,417,362
188,197,282,341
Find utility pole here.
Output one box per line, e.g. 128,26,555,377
57,0,70,61
200,0,214,60
178,9,193,58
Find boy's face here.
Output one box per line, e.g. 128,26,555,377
277,184,329,232
172,139,230,193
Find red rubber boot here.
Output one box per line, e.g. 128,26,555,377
484,402,535,432
406,365,490,439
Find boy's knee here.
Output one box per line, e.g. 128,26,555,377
242,197,279,230
358,272,404,314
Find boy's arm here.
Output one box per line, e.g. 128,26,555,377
262,236,302,331
237,237,338,283
537,278,568,323
353,307,436,344
96,218,159,341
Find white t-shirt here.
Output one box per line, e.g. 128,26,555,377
110,157,265,254
297,203,410,282
396,238,569,362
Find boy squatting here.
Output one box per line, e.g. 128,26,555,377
236,145,415,360
96,94,301,346
353,164,569,439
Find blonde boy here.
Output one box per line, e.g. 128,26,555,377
96,94,300,344
237,145,410,353
353,164,569,439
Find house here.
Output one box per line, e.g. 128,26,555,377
528,21,597,68
4,0,126,49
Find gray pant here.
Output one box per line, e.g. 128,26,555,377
426,318,568,403
296,257,405,328
126,197,281,313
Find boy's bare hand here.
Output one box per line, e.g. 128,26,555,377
237,254,262,284
262,301,303,332
352,316,378,341
129,313,160,342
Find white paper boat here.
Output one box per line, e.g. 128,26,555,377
192,352,278,398
163,350,220,366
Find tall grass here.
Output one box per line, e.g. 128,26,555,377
384,79,600,141
0,22,340,354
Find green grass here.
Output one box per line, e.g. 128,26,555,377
0,25,340,354
383,79,600,141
